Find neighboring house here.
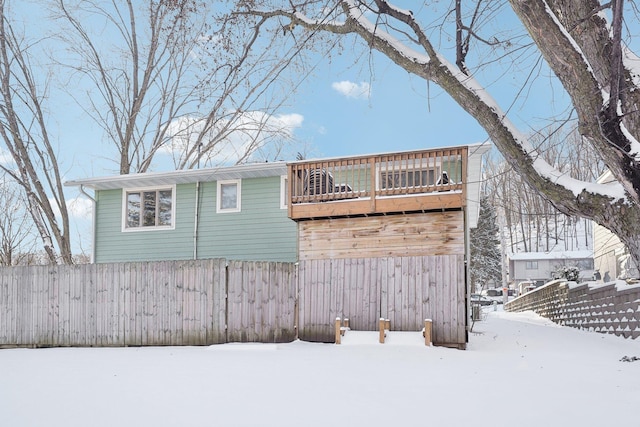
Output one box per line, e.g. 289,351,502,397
507,250,594,287
593,171,639,280
66,142,490,348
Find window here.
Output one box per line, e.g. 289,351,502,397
525,261,538,270
379,168,439,189
217,179,241,213
280,175,288,209
576,259,594,270
123,186,174,231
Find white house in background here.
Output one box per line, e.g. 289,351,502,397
593,171,639,280
507,250,594,287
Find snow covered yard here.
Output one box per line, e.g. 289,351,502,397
2,310,638,427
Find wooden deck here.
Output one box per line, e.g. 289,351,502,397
287,147,467,220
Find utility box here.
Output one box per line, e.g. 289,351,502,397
472,305,482,321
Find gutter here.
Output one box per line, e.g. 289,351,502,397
193,181,200,260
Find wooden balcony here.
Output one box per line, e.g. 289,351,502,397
287,147,468,220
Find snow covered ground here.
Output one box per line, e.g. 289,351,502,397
2,309,639,427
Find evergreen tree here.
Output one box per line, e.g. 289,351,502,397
470,196,502,291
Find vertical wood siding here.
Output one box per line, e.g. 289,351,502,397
0,259,290,347
297,255,467,347
0,256,467,348
226,261,297,343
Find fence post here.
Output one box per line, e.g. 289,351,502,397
379,318,385,343
335,317,341,344
424,319,432,346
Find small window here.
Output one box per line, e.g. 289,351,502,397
123,186,175,231
217,179,241,213
525,261,538,270
280,175,288,209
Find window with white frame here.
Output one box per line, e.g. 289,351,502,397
280,175,288,209
123,186,175,230
217,179,241,213
525,261,538,270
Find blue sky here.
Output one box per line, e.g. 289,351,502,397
61,48,492,177
47,0,571,181
290,55,489,159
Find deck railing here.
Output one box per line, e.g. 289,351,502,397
287,147,467,219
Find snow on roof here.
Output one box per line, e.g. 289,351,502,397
508,250,593,261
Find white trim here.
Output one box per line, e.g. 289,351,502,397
280,175,288,210
66,162,287,191
217,179,241,213
121,185,176,232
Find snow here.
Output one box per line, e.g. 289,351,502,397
508,249,593,261
532,157,627,201
2,309,639,427
623,45,640,88
344,0,430,65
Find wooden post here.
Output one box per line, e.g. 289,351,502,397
343,318,349,330
370,157,377,212
335,317,341,344
424,319,432,346
384,319,390,331
379,318,385,343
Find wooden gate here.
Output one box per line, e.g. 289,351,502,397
297,255,467,347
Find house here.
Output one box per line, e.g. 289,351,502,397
592,171,639,280
507,250,594,287
66,162,297,263
66,142,490,348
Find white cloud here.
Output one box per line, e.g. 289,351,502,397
275,113,304,132
55,196,92,219
331,81,371,99
162,111,304,166
0,147,14,166
68,197,93,219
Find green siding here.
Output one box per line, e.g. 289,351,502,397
197,177,297,261
94,177,297,263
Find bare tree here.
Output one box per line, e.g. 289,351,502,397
0,0,73,264
486,127,602,254
229,0,640,269
0,177,37,266
53,0,303,174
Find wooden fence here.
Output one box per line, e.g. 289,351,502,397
505,279,640,339
0,256,467,348
0,259,297,347
298,255,466,347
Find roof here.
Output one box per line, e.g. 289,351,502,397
508,250,594,261
64,162,288,190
